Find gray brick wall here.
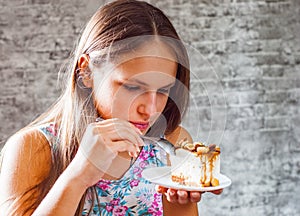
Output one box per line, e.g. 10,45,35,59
1,0,299,215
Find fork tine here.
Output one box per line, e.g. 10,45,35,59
141,136,176,155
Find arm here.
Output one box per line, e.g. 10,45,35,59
0,119,143,215
0,128,89,216
33,155,91,216
163,196,198,216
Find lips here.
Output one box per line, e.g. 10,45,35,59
130,121,150,131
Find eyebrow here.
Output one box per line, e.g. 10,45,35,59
130,78,176,89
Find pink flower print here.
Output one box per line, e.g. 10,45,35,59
96,182,110,190
133,167,142,178
46,123,57,136
136,172,142,178
113,206,129,216
148,207,155,213
154,210,163,216
130,179,140,187
105,205,113,212
154,193,161,203
110,198,120,206
152,200,158,208
139,160,149,168
133,167,140,174
148,207,163,216
139,150,148,160
101,179,112,184
149,149,155,157
150,193,163,214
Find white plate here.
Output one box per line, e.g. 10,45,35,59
142,166,232,192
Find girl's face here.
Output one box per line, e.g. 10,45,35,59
92,41,177,133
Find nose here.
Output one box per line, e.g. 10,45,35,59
137,91,158,117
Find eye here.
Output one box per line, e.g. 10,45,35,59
157,87,171,94
123,84,141,91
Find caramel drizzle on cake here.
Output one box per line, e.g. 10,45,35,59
172,139,221,187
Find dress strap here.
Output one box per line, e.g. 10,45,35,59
37,122,58,149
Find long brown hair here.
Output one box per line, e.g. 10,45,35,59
4,0,190,215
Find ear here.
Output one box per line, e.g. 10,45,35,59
77,54,93,88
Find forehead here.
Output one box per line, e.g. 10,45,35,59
118,56,176,76
122,39,177,61
114,40,177,79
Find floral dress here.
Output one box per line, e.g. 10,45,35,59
38,123,168,216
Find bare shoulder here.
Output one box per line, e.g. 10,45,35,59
0,127,52,194
166,126,193,145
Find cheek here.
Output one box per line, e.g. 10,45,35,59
112,96,133,116
93,91,111,117
109,88,137,118
157,94,169,111
93,81,115,117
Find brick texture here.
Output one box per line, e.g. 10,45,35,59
1,0,299,215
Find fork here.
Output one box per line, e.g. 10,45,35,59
141,135,176,156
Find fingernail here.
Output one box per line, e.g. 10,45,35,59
157,187,162,193
178,191,184,196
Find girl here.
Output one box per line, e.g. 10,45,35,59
0,0,221,215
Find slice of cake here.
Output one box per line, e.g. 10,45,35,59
170,140,221,187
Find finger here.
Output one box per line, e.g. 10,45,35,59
123,121,145,146
113,119,145,146
115,127,144,147
107,118,143,133
189,191,202,203
177,190,189,204
95,120,144,147
128,125,145,146
95,125,140,147
109,119,144,145
211,189,223,195
109,140,140,157
155,185,168,194
97,130,141,156
165,188,178,203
